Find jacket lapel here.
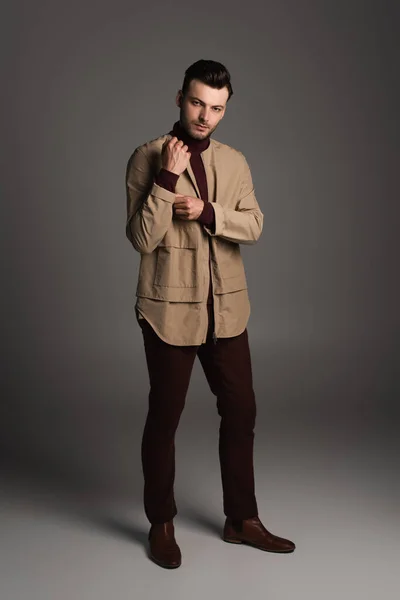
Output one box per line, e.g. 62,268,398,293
202,140,217,204
185,162,201,198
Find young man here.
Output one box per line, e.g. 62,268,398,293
125,59,295,568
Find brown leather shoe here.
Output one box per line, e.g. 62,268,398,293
223,516,295,553
148,520,182,568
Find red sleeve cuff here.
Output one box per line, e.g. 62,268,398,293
154,168,179,192
197,201,215,228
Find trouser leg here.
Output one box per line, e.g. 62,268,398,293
139,319,198,524
197,306,258,520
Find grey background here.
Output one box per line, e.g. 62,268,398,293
1,0,399,598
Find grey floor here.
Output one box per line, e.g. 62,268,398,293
1,375,398,600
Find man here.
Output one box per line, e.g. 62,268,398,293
125,59,295,568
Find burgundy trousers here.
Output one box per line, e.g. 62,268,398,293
138,304,259,524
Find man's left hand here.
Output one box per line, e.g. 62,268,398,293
173,194,204,221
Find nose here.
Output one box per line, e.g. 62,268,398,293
199,107,210,123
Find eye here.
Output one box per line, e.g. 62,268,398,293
213,107,222,112
192,100,200,106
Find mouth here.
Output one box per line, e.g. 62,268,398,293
194,124,208,131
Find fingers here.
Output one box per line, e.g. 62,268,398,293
169,137,186,149
173,195,189,214
168,138,190,156
174,195,195,205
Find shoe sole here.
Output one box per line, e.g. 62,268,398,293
149,553,182,568
222,536,295,553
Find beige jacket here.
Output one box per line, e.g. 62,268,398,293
125,132,264,345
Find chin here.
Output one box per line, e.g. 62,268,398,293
190,126,209,139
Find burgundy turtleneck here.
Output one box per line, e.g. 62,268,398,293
154,121,215,304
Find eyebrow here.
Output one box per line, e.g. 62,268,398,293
188,96,225,109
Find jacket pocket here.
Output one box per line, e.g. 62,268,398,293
212,239,248,294
215,240,243,279
154,243,198,288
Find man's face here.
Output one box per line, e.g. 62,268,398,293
176,79,229,140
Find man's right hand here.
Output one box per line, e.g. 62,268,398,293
161,137,191,176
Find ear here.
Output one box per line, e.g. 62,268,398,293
176,90,183,108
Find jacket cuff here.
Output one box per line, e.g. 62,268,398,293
154,168,179,192
197,201,215,227
151,182,176,204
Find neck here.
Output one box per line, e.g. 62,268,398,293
169,120,210,154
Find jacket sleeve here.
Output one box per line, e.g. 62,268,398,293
125,147,175,254
203,155,263,244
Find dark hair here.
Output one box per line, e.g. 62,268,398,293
181,59,233,101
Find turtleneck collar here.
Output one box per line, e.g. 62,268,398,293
169,120,211,154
